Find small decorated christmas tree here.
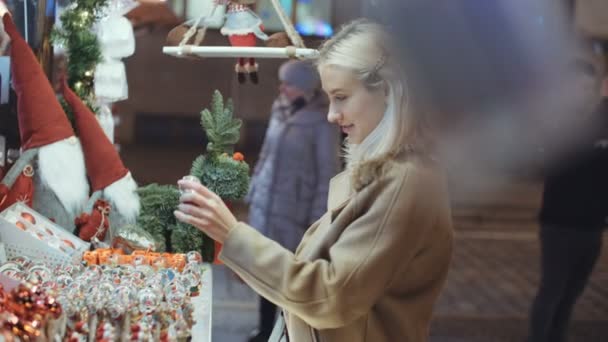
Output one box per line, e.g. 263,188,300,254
137,90,250,261
189,90,250,201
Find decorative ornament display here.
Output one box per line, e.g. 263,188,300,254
164,0,318,82
0,253,205,341
83,248,188,271
111,223,164,253
0,281,63,340
215,0,270,84
1,202,90,261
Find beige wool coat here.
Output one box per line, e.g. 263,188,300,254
220,150,454,342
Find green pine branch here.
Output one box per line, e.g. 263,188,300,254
136,184,181,252
201,91,242,156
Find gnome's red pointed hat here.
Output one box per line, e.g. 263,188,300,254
61,81,129,192
3,14,74,150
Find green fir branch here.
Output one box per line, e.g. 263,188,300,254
201,91,242,155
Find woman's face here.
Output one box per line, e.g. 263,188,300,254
320,65,386,144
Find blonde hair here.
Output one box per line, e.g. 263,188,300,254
317,19,433,167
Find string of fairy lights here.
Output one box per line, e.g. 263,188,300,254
51,0,109,115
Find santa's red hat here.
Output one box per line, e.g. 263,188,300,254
3,14,74,150
61,81,129,192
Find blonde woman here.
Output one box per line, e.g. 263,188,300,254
176,19,453,342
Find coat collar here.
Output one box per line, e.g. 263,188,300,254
327,147,410,211
327,143,430,214
349,147,415,192
328,171,352,211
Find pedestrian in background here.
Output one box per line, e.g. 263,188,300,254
246,60,341,341
529,46,607,342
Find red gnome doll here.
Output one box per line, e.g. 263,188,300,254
74,199,111,242
0,5,89,231
61,79,140,243
216,0,269,84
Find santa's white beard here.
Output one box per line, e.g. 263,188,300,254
104,172,140,224
38,138,89,218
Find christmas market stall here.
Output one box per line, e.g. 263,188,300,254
0,1,252,340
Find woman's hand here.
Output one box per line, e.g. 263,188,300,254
174,180,238,244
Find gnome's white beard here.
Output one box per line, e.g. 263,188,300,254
38,138,89,218
104,172,140,224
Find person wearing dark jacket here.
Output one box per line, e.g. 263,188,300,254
529,57,607,342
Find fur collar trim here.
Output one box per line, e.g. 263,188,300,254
350,146,415,192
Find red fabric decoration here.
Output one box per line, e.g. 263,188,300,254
228,33,256,47
0,183,8,208
74,199,111,242
61,81,129,191
0,165,34,211
3,14,74,150
214,240,223,265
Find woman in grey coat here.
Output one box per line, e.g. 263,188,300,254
246,60,341,341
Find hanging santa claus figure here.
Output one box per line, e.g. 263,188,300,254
215,0,269,84
0,4,90,231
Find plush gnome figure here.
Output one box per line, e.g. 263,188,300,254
216,0,269,84
61,80,140,243
0,8,89,231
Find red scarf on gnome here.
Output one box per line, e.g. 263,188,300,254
0,165,34,211
74,199,111,242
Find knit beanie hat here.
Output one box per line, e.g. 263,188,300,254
278,60,320,95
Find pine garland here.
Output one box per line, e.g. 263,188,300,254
51,0,108,115
136,184,181,252
170,222,208,260
190,154,250,201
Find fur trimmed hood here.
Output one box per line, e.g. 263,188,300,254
350,147,414,192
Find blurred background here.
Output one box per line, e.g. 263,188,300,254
1,0,607,341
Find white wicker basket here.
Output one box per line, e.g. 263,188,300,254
0,203,89,266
